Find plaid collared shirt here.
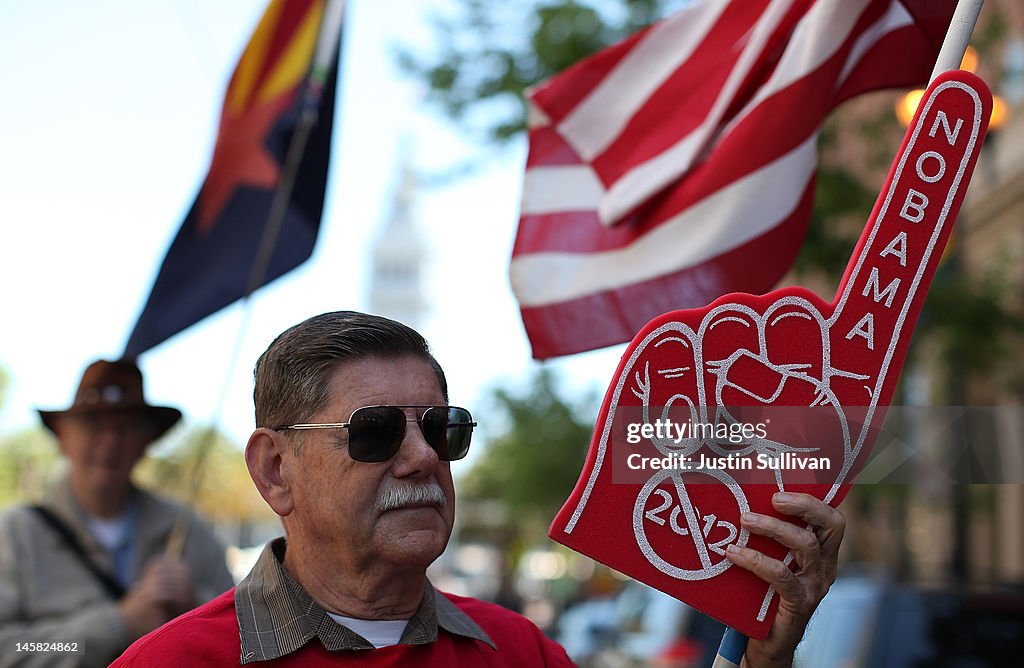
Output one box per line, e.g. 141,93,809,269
235,538,495,664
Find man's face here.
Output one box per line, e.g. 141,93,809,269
282,355,457,572
54,410,152,495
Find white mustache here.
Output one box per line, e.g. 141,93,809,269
376,482,448,512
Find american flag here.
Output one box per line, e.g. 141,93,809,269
511,0,957,360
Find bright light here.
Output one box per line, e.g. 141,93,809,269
895,46,1009,129
896,88,1011,130
961,45,979,74
524,550,567,580
895,89,925,127
990,94,1009,131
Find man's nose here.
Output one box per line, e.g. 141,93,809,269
87,416,147,441
392,420,440,476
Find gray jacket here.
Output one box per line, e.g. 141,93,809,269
0,479,235,667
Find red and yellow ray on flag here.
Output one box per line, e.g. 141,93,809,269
196,0,325,233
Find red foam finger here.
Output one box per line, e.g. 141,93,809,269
549,70,991,640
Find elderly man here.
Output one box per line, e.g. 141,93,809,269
0,359,235,668
112,311,844,666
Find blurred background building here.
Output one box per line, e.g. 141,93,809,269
368,148,429,331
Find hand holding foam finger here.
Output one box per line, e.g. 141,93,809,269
734,493,847,666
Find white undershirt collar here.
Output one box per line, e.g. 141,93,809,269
326,613,409,648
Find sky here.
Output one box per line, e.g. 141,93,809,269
0,0,626,447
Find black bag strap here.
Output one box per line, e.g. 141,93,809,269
30,506,126,600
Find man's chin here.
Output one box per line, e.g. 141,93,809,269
381,532,449,568
86,469,130,489
376,513,453,563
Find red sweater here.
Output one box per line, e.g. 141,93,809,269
111,588,575,666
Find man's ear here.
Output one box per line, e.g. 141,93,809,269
245,428,295,517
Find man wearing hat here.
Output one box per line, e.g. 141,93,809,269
0,359,235,667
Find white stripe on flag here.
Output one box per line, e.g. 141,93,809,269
521,166,605,215
526,99,551,128
511,137,817,307
556,0,729,162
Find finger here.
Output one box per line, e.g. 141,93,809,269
643,325,701,444
828,71,990,378
739,511,820,572
762,299,826,384
725,543,805,607
699,306,766,413
141,557,177,577
771,492,845,563
700,305,760,372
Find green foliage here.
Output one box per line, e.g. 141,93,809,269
460,368,596,537
795,165,873,279
135,427,276,523
398,0,676,142
0,366,8,412
0,427,62,507
913,261,1023,376
0,420,272,524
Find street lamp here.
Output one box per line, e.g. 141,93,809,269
895,46,1009,129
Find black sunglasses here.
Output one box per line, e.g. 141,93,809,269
274,405,476,463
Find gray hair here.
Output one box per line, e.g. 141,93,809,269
253,311,447,441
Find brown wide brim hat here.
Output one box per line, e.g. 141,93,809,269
37,359,182,440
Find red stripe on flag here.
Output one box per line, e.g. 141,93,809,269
257,0,320,85
524,125,584,168
835,22,948,104
520,180,816,360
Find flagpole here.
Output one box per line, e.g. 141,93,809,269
246,0,346,297
930,0,985,81
164,0,347,561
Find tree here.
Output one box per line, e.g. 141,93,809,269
0,427,62,507
135,427,276,525
459,368,596,548
399,0,672,143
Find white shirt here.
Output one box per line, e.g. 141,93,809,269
326,613,409,648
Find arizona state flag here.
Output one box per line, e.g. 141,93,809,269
125,0,340,357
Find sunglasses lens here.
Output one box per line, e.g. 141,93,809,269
347,406,405,462
422,407,474,461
